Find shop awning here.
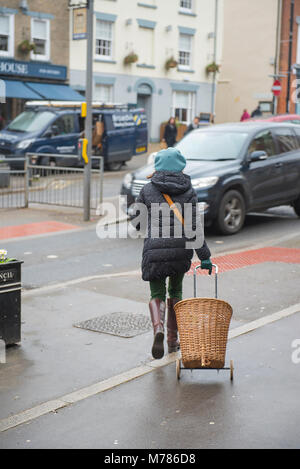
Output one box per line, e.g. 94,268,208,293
25,82,83,101
3,80,42,100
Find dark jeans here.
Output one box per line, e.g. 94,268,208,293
150,273,185,302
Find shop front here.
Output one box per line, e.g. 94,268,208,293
0,58,82,126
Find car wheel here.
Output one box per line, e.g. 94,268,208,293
215,190,246,235
293,197,300,217
38,156,51,177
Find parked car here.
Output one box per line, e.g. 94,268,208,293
249,113,300,124
0,102,148,171
121,122,300,235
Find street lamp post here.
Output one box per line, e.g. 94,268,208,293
83,0,94,222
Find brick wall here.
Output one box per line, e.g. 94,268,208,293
277,0,300,114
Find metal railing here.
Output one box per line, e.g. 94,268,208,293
0,154,104,214
0,159,26,209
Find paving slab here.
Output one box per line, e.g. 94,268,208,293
1,311,300,449
1,259,299,422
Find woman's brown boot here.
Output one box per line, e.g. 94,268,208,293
167,298,180,353
149,299,166,359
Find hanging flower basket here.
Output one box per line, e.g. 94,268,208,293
206,62,220,75
18,40,36,54
165,57,178,70
124,53,139,65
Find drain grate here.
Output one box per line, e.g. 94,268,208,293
74,312,152,338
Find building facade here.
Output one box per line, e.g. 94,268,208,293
277,0,300,115
215,0,280,123
69,0,224,141
0,0,82,124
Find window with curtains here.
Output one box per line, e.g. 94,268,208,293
178,33,192,68
94,84,113,102
0,14,14,57
95,20,113,59
31,18,50,61
172,91,195,124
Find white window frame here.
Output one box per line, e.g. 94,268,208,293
0,13,14,57
178,33,192,70
95,19,114,61
94,83,114,103
30,18,50,62
179,0,193,14
172,91,196,125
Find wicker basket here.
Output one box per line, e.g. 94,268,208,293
174,297,233,369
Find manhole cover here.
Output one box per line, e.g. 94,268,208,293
74,312,152,338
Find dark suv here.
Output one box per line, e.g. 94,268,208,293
121,122,300,235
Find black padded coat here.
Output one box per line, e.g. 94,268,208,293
136,171,211,282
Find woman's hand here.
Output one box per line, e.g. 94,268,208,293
201,259,213,275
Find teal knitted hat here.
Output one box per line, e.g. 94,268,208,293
154,147,186,173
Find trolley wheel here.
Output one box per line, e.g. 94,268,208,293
230,360,234,381
176,359,181,380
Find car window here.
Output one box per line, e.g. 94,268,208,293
176,131,249,160
273,128,298,153
54,115,76,135
292,127,300,147
248,131,276,157
7,111,55,133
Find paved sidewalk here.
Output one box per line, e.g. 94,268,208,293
0,240,300,448
1,309,300,449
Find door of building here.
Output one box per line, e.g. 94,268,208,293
137,83,152,141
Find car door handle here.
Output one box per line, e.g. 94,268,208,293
275,162,283,168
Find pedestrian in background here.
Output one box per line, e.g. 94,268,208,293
162,117,177,148
185,116,200,135
136,148,212,359
240,109,250,122
251,105,262,118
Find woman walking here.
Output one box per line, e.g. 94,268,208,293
137,148,212,359
162,117,178,148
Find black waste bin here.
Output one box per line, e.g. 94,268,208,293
0,261,23,345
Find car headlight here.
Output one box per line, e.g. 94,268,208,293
192,176,219,190
16,139,34,150
123,172,133,190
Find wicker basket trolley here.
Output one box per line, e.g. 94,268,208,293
174,264,234,381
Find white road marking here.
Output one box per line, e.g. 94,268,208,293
0,302,299,433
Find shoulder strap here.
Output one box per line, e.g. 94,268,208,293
162,193,184,226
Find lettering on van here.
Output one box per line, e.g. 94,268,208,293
133,114,147,126
112,113,135,129
56,146,76,153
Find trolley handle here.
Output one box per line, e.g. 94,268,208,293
193,264,218,299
